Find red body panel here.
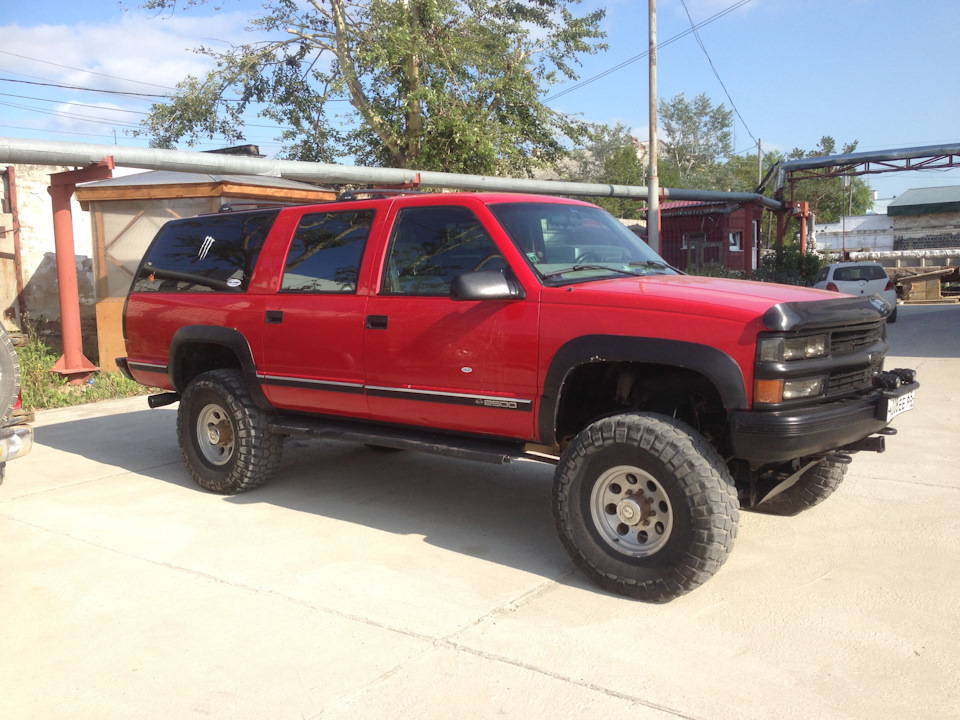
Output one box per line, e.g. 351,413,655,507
124,193,836,442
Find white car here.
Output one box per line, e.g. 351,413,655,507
814,262,898,322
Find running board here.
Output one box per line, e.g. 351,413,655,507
269,415,531,466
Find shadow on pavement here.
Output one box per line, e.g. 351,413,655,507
34,405,578,588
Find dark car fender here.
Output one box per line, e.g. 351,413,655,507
538,335,748,445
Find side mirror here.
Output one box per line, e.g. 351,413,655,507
450,270,525,301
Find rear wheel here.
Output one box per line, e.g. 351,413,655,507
553,413,739,602
887,307,898,323
177,369,283,493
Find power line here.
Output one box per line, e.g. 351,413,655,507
0,100,144,129
545,0,754,103
0,49,177,90
0,92,150,114
0,91,296,131
0,76,170,99
679,0,757,147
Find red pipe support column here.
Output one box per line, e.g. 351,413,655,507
48,158,114,384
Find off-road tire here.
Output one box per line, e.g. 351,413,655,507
752,459,848,517
177,368,283,494
553,413,739,602
0,326,22,425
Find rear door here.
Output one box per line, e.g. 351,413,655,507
363,199,539,439
260,205,381,416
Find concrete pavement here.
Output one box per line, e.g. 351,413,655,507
2,304,958,719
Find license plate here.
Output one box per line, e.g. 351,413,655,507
886,390,915,422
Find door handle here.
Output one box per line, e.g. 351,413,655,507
265,310,284,324
366,315,389,330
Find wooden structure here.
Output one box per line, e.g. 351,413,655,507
650,200,763,273
75,171,336,372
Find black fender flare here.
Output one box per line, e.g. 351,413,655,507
538,335,748,445
169,326,272,410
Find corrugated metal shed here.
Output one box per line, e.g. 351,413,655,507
887,185,960,216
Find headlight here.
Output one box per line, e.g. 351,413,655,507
758,334,828,362
755,377,825,403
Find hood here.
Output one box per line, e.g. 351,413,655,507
541,274,844,323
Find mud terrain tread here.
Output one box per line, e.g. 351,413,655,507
0,327,21,425
178,368,283,494
553,413,739,602
753,460,847,517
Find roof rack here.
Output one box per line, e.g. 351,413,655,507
217,202,302,213
338,188,428,202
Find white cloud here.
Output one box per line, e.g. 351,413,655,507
0,10,253,93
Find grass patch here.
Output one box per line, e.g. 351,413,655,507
15,326,149,411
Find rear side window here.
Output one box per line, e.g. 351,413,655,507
281,209,375,293
833,265,888,282
134,210,279,293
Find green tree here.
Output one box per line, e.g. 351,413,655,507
658,92,733,189
138,0,605,176
569,123,646,218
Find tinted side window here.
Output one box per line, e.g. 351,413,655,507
383,206,504,295
281,210,375,293
134,210,278,293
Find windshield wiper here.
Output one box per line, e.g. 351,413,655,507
141,262,236,291
543,264,644,280
628,259,681,273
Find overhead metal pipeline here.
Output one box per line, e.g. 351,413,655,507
768,142,960,195
0,136,785,211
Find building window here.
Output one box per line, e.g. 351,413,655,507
729,231,743,252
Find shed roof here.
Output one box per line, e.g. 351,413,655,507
887,185,960,216
74,169,336,205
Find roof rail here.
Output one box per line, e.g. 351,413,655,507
338,188,429,201
217,202,305,213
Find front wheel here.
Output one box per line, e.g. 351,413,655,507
552,413,739,602
751,458,848,516
177,369,283,494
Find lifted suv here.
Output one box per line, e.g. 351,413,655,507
120,192,917,601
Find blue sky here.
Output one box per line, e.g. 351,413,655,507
2,0,960,201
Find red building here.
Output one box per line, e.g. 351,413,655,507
650,200,763,273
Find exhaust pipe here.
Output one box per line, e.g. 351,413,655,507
148,392,181,409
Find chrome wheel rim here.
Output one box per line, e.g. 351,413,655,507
196,402,235,466
590,465,673,557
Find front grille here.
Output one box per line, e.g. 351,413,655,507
826,362,880,398
830,323,884,355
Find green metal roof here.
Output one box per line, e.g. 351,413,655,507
887,186,960,216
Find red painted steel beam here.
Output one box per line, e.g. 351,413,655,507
48,158,114,384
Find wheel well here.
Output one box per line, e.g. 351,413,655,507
174,342,243,391
555,362,728,452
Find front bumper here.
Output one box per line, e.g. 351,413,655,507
729,381,918,464
0,424,34,464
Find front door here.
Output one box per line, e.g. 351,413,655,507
364,203,539,440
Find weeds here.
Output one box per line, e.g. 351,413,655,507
15,326,148,411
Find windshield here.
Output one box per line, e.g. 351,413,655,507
488,202,678,284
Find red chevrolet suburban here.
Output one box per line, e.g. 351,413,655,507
119,191,917,601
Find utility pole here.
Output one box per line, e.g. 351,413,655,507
647,0,660,254
757,138,762,187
